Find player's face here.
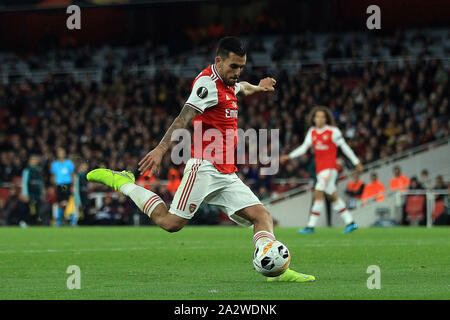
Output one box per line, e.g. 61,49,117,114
216,52,246,86
314,111,327,128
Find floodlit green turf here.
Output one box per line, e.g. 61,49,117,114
0,226,449,300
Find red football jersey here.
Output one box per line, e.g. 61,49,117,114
185,64,241,174
310,126,339,173
289,125,360,174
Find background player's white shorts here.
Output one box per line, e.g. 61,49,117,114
315,168,338,195
169,158,262,227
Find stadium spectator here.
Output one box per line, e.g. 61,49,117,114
116,193,134,225
434,175,448,201
361,173,386,204
136,171,158,191
3,185,30,226
95,194,115,225
345,171,365,209
402,176,425,225
166,168,181,196
420,169,433,190
433,183,450,225
50,147,75,226
389,166,410,192
21,155,47,225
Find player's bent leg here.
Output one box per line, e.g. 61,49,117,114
87,168,188,232
151,204,189,233
235,204,273,234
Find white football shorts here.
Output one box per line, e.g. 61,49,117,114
168,158,262,226
315,168,338,195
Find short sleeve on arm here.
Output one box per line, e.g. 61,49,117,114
185,76,218,113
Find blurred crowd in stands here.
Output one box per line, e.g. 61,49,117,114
345,166,449,225
0,28,449,226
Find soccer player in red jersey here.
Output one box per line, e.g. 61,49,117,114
281,106,363,234
88,37,315,282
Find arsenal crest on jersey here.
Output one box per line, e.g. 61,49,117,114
189,203,197,213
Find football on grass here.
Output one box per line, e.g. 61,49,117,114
253,240,291,277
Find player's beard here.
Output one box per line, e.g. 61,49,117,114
226,77,238,86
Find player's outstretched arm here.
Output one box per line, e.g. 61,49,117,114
280,129,313,164
138,105,199,175
333,128,363,173
237,77,276,97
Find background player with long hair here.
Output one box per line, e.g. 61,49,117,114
281,106,363,234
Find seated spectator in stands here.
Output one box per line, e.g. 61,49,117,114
361,173,385,204
116,193,134,225
166,167,181,197
389,166,410,192
136,170,158,191
95,194,115,225
409,176,424,191
434,175,448,201
420,169,433,190
402,176,425,225
3,185,30,226
432,177,449,225
345,171,365,209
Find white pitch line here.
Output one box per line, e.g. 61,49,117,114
0,241,444,254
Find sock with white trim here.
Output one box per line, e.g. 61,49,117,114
119,183,165,217
253,230,276,248
333,198,353,225
307,200,324,228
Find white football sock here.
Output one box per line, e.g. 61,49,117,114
333,198,353,225
119,183,165,217
253,230,276,248
307,200,324,228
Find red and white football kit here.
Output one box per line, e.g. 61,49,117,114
168,64,261,225
289,125,360,195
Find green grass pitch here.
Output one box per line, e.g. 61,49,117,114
0,226,449,300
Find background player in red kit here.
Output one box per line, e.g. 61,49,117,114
88,37,315,282
281,106,363,234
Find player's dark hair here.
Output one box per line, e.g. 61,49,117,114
216,37,246,59
307,105,336,127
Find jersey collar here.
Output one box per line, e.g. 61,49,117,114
212,64,225,84
314,125,330,134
